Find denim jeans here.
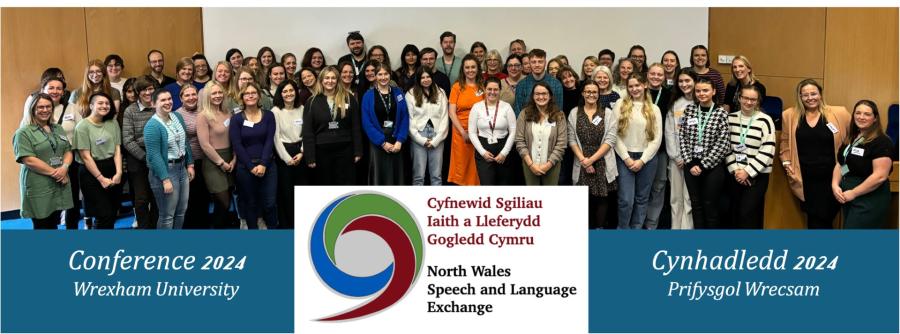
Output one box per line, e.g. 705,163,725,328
234,162,278,229
616,152,659,229
644,150,669,229
411,142,444,186
149,160,190,229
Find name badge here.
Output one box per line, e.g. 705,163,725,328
666,79,674,86
840,164,850,176
243,120,254,128
592,116,602,126
396,94,404,102
49,157,63,167
383,121,394,128
345,103,350,109
548,122,556,128
734,144,746,152
475,90,484,97
851,147,865,156
293,119,303,127
59,135,68,141
328,121,339,129
694,145,704,153
687,118,699,126
826,123,838,134
735,153,747,162
95,137,107,146
233,107,242,113
223,119,231,127
63,114,75,121
487,137,498,145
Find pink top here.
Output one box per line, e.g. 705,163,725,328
196,109,233,164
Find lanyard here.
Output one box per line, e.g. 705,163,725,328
652,88,662,106
484,99,500,134
38,125,60,155
696,103,715,142
441,57,456,76
378,90,392,112
327,97,338,121
843,136,865,159
738,111,758,145
351,57,365,76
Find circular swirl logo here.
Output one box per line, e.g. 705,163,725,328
310,192,424,321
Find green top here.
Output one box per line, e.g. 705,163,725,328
14,124,74,219
73,118,121,164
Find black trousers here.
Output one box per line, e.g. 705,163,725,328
729,173,769,229
79,158,123,229
64,160,85,229
684,164,726,229
473,137,513,186
315,142,356,185
183,159,211,229
800,164,840,229
33,210,62,229
276,142,310,229
588,194,612,230
126,152,158,229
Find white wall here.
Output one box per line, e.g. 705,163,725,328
203,8,707,72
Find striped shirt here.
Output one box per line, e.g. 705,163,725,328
725,111,776,177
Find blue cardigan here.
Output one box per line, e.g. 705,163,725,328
144,112,193,181
361,87,409,146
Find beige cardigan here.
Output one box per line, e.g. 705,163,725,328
779,105,851,201
514,111,568,166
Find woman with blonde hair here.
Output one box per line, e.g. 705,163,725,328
483,50,507,80
302,66,363,185
723,55,766,113
614,73,662,229
209,61,241,114
197,81,237,228
780,79,851,229
581,56,600,84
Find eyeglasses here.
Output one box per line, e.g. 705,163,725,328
534,92,550,97
508,64,522,68
583,91,599,96
739,96,758,102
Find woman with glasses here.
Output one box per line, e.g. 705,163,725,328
229,83,277,229
726,85,775,229
515,82,568,186
568,80,618,229
483,50,507,80
500,54,523,106
15,93,74,229
780,79,850,229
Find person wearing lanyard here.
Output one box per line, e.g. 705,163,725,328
15,93,74,229
678,78,730,229
613,74,663,229
75,92,123,229
469,77,516,185
144,89,195,229
644,63,673,230
725,86,775,229
832,100,893,228
780,79,850,229
338,31,367,86
437,31,462,84
406,67,449,186
515,82,568,186
303,66,363,185
362,61,409,185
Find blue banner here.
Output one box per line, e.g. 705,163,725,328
1,231,293,333
589,230,899,333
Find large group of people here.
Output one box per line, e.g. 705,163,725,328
14,30,894,230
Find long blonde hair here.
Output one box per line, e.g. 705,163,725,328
617,74,656,141
319,66,351,119
200,81,229,122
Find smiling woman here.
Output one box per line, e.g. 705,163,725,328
74,92,123,229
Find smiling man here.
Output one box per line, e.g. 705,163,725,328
338,31,367,85
147,49,176,87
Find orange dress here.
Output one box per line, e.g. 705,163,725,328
448,82,483,185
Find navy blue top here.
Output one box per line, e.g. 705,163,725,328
229,110,276,169
164,81,206,111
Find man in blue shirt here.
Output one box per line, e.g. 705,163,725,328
514,49,563,116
